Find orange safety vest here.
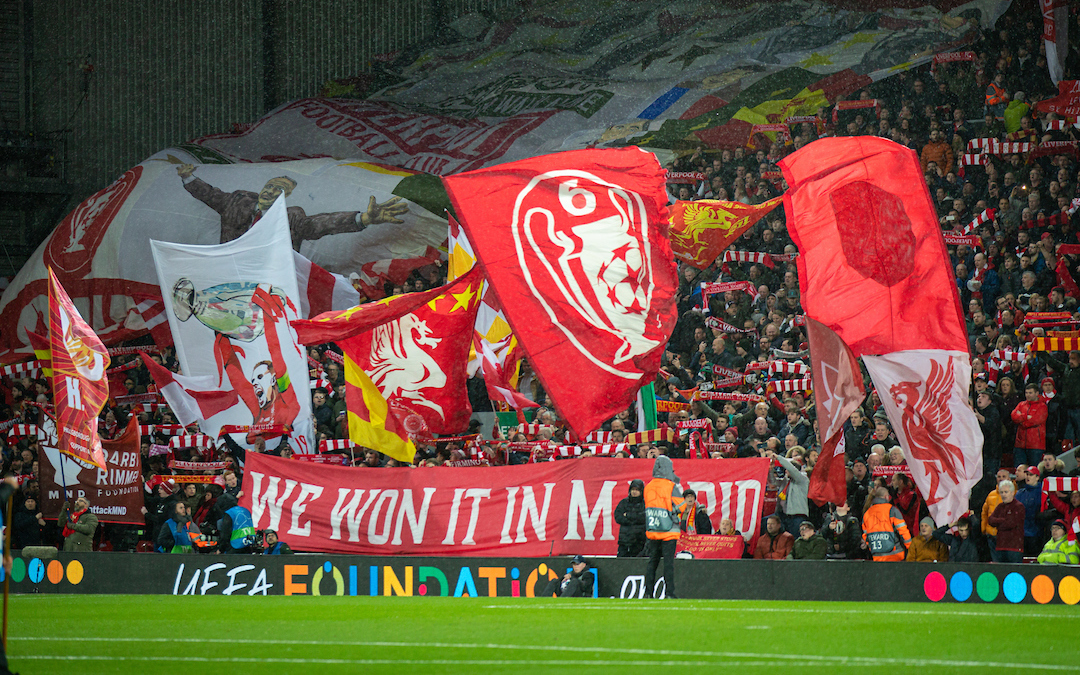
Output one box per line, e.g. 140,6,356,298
985,82,1006,107
644,478,686,541
861,501,911,561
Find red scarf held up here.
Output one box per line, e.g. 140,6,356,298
63,508,88,538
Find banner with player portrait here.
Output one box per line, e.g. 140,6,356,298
150,196,314,454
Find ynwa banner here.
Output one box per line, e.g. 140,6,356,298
40,416,144,524
240,453,769,557
151,197,314,454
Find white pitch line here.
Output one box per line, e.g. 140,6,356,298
483,604,1080,619
10,637,1078,670
10,655,807,668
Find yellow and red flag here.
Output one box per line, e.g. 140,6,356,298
668,197,782,269
46,268,110,469
292,266,484,463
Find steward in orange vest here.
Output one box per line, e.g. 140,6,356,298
644,455,688,598
862,487,912,561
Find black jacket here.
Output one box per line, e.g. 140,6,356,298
614,479,646,546
932,526,979,563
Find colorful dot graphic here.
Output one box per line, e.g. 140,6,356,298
1002,573,1027,603
923,572,947,601
924,571,1080,604
976,572,999,602
948,571,972,602
1030,576,1054,605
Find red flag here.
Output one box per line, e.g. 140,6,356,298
779,136,968,357
291,266,483,344
47,268,110,469
442,148,678,438
338,273,483,435
476,334,538,410
1056,257,1080,298
806,317,865,506
140,353,239,425
668,197,782,269
781,138,982,524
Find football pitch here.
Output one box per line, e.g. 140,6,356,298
7,595,1079,673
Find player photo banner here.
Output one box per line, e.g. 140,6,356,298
150,196,314,454
240,453,769,557
442,148,679,439
48,268,110,470
39,415,144,524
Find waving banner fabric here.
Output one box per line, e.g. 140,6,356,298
150,197,314,453
241,453,769,557
442,148,678,438
780,137,981,524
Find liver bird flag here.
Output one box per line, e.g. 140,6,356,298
47,268,111,470
292,266,484,462
780,137,982,524
668,197,782,269
442,148,678,439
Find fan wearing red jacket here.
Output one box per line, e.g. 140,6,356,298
1011,383,1048,467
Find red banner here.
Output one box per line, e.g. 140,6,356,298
676,533,745,559
239,453,769,557
40,416,144,524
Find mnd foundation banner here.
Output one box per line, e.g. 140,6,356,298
239,453,769,557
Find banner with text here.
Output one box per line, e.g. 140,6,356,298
240,453,768,557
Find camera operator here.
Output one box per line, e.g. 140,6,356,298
262,529,293,555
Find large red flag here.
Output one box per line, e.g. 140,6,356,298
442,148,678,438
780,137,982,524
806,317,865,507
291,268,485,459
47,268,110,469
779,136,968,357
668,197,783,269
338,275,483,435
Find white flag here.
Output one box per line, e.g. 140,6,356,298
150,196,315,453
863,350,983,525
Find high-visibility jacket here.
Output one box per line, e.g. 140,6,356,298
862,500,911,561
985,82,1006,107
1037,537,1080,565
644,478,687,541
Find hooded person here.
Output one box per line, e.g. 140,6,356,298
215,492,257,554
614,478,647,557
643,455,688,598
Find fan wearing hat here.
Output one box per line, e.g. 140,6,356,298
788,521,827,560
1041,350,1080,444
906,517,950,562
1036,519,1079,564
542,555,594,597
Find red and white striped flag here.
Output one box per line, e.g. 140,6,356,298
293,251,361,319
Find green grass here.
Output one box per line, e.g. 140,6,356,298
7,595,1080,674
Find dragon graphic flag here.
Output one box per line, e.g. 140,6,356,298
47,268,111,470
669,197,783,269
780,137,982,524
442,147,678,438
863,353,983,524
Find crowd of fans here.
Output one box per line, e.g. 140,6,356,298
0,7,1078,565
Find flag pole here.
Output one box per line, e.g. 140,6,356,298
3,492,12,651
